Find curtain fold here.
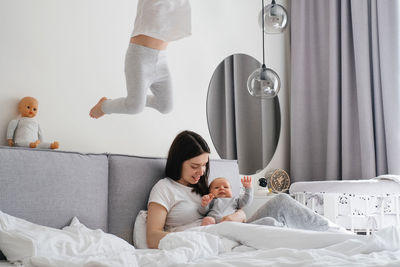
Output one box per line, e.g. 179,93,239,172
290,0,400,182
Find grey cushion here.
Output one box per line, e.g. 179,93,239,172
0,147,109,231
108,155,165,244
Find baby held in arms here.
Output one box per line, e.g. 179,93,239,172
199,176,253,225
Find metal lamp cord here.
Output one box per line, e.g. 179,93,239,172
262,0,266,68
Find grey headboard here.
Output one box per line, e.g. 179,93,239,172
0,146,109,231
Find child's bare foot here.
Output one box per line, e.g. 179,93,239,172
89,97,107,118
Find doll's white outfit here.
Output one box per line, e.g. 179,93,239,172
101,0,191,115
7,117,53,149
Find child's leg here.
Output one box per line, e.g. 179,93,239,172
201,216,216,226
249,217,285,227
147,53,173,114
100,44,158,115
247,193,329,231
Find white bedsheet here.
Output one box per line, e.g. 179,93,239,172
2,220,400,266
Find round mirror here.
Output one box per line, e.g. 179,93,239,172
206,54,281,175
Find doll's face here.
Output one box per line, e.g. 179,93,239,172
209,178,232,198
18,97,38,118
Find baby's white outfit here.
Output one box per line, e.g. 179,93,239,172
102,0,191,115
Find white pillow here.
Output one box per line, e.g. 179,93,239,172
0,211,136,265
133,210,149,249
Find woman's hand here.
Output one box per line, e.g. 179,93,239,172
220,209,247,223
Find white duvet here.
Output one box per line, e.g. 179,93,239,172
135,222,400,267
1,211,400,267
0,213,138,267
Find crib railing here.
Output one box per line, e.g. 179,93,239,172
291,192,400,234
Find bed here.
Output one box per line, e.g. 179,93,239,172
1,146,400,266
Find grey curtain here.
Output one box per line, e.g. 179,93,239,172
207,54,280,175
290,0,400,182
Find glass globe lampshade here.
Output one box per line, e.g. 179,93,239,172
247,66,281,99
259,2,288,34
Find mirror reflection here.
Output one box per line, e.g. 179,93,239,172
206,54,281,175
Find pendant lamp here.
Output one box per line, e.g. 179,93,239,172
260,0,288,34
247,0,287,99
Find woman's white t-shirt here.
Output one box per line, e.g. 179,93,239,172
148,178,203,232
132,0,191,42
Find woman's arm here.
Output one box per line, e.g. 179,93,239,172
220,209,247,223
146,202,169,249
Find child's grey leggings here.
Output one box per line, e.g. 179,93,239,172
247,193,330,231
102,43,173,114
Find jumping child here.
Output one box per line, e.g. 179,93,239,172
90,0,191,118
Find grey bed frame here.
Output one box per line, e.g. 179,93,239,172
0,146,240,259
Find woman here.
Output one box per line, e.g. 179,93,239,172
146,130,245,248
147,130,335,249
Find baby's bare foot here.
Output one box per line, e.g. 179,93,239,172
89,97,107,119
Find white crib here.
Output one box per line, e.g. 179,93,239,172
289,176,400,234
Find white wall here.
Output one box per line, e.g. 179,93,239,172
0,0,289,176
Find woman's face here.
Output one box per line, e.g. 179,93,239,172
178,152,209,186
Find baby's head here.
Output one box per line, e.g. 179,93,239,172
209,177,232,198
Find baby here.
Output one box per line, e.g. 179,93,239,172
198,176,253,225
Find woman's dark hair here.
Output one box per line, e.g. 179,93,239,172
165,130,210,196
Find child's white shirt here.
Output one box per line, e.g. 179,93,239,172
132,0,191,42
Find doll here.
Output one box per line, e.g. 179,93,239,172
6,96,59,149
